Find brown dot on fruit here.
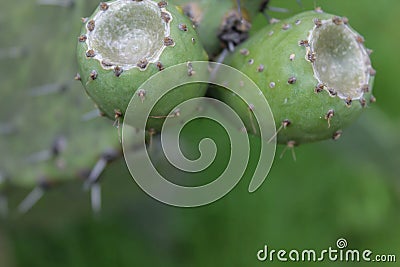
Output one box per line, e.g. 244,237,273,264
86,49,96,58
282,23,291,30
345,97,353,107
137,58,148,69
325,110,335,128
137,89,146,103
240,48,249,56
332,130,343,140
282,119,291,128
307,51,316,62
187,61,194,76
359,97,367,108
288,77,297,84
356,35,365,44
87,20,95,31
156,61,164,71
315,83,324,93
361,84,370,93
299,40,309,47
114,66,123,77
163,37,174,46
158,1,167,8
161,12,171,23
90,70,98,80
101,60,113,67
100,2,109,11
328,89,337,96
78,35,87,42
332,16,343,25
314,18,322,27
179,24,188,31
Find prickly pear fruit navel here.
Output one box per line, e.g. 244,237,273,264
214,10,375,145
77,0,208,130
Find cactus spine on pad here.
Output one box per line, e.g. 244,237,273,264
77,0,208,130
0,0,128,214
215,10,375,145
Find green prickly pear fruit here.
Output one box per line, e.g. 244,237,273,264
77,0,208,130
174,0,266,57
213,10,375,145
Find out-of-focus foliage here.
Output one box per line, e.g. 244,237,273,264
0,0,120,189
0,0,399,267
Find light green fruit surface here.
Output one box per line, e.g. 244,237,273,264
77,0,208,130
217,10,375,145
172,0,267,57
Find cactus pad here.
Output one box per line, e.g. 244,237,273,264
0,0,120,206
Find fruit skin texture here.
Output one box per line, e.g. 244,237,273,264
215,10,375,145
172,0,266,57
77,0,208,130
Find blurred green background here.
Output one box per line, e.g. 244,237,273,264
0,0,399,266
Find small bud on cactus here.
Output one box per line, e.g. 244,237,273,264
215,10,375,144
77,0,208,130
